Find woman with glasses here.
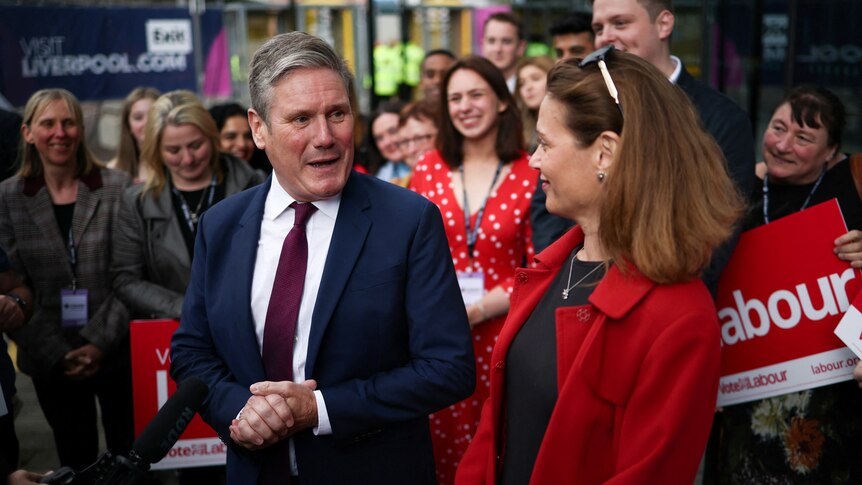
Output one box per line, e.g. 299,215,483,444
370,101,407,182
707,85,862,484
392,99,440,187
455,47,743,484
409,55,534,485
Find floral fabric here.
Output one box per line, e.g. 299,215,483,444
712,383,862,483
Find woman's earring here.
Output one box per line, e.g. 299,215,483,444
597,170,606,183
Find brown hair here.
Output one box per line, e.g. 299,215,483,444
436,56,524,169
514,56,554,149
140,90,223,197
591,0,673,21
639,0,674,19
546,51,742,284
114,87,161,177
398,98,441,128
18,88,101,178
484,12,524,40
781,84,845,152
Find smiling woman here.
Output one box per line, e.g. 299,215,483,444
408,55,533,485
709,85,862,484
0,88,134,470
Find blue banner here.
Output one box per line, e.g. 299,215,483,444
0,6,224,106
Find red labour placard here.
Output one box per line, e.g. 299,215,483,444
715,199,862,406
130,319,226,469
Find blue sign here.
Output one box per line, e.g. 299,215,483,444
0,6,224,106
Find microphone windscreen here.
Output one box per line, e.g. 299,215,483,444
132,377,209,465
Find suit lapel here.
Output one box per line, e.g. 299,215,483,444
230,182,270,381
72,176,99,250
305,174,371,377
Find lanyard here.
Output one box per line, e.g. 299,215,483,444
67,228,77,289
762,164,826,224
461,161,504,259
172,176,217,233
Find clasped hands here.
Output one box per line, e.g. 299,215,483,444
230,379,319,451
63,343,103,379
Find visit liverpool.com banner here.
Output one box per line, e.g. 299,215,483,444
716,199,862,406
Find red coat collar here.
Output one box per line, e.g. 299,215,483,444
22,167,103,197
534,226,656,320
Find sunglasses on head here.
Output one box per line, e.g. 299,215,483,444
579,45,624,119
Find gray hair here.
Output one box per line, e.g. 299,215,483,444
249,32,354,124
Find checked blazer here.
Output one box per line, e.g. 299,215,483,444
0,167,130,378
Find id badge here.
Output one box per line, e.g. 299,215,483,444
457,271,485,305
61,288,88,327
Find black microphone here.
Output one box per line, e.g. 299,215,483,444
40,377,209,485
132,376,208,465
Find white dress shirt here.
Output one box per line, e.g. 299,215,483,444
668,55,683,84
250,177,340,441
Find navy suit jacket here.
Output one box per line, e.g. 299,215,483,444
170,171,475,484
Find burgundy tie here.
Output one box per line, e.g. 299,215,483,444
259,202,316,485
262,201,317,382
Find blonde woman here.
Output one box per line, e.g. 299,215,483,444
0,89,132,469
108,87,160,183
112,90,264,319
514,56,554,154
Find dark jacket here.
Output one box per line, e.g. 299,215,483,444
112,155,264,319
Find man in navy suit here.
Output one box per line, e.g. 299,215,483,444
170,32,475,484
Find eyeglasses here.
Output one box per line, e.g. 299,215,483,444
396,134,433,149
579,45,623,119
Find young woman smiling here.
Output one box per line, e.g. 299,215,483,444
409,55,534,485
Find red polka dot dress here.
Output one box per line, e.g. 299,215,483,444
410,150,535,484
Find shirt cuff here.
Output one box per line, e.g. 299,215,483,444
313,390,332,435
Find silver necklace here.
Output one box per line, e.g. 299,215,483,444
562,254,604,300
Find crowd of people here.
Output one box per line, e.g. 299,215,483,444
1,1,860,484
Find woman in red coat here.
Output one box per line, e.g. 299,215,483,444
455,47,744,484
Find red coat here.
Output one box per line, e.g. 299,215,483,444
455,226,721,484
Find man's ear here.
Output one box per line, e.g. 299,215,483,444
596,131,620,172
655,10,675,42
517,39,527,57
248,109,267,150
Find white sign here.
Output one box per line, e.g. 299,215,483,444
718,347,860,407
146,20,192,54
834,292,862,359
